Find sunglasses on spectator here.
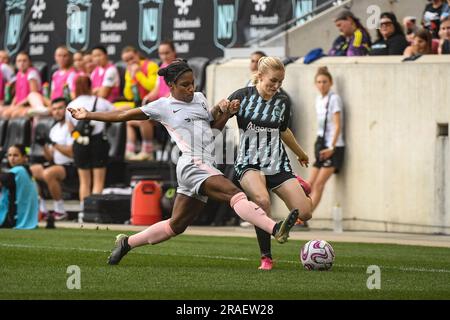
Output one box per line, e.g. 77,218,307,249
379,21,393,27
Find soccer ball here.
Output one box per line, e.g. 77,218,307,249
300,239,335,271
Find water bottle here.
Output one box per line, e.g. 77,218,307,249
63,83,71,102
332,204,343,233
4,82,12,105
131,80,141,106
42,82,50,99
78,212,84,224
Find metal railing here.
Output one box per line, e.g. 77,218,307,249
244,0,349,47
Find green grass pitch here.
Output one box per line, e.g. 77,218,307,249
1,228,450,300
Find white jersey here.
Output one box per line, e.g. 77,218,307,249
140,92,216,163
315,92,345,148
49,121,74,165
66,95,115,135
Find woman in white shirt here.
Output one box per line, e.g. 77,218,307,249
309,67,345,211
66,75,115,212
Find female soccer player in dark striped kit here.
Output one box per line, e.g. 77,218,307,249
228,56,313,270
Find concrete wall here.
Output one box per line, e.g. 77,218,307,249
262,0,426,57
206,55,450,234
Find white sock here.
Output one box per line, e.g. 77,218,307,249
54,200,65,213
39,199,47,213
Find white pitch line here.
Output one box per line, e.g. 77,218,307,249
1,243,450,274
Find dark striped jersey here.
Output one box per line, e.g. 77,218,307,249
228,86,293,178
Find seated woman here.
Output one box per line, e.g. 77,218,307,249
403,29,434,57
0,144,39,229
370,12,409,55
0,52,43,118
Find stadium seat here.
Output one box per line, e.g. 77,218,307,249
33,61,49,84
188,57,210,93
0,119,8,147
1,118,31,159
105,122,127,187
106,122,126,161
29,116,55,164
114,61,126,95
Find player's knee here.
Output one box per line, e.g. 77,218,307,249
169,219,189,235
253,195,271,213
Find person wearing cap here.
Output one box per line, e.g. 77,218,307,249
370,12,409,55
328,10,371,56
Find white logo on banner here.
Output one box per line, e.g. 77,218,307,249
31,0,46,19
174,0,193,15
102,0,120,18
252,0,269,12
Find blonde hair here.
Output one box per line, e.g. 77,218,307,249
252,56,285,85
315,66,333,83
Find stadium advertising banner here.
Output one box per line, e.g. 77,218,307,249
0,0,322,67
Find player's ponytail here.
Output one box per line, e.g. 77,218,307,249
252,56,285,85
158,58,192,85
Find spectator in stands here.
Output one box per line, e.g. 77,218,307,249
30,98,76,222
247,51,267,85
121,46,159,161
25,46,76,117
142,41,177,103
308,66,345,212
422,0,444,38
438,18,450,54
83,51,96,75
91,46,121,103
66,75,114,217
403,16,419,43
0,50,16,103
71,51,88,99
441,0,450,20
370,12,409,56
0,144,39,229
403,29,433,57
0,51,43,118
50,46,76,101
328,10,371,56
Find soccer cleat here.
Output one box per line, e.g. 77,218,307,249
258,256,274,270
53,212,68,221
274,209,299,244
107,234,131,265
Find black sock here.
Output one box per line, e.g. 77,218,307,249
255,226,272,259
124,237,131,251
271,221,281,236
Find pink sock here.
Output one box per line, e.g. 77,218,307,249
128,219,176,248
126,142,135,153
230,192,276,234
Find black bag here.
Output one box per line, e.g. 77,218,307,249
72,97,97,143
83,194,131,224
314,136,327,159
315,94,333,159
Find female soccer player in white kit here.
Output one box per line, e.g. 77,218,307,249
68,59,299,265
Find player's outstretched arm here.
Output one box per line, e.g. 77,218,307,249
68,107,148,123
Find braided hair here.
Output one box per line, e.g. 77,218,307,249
158,58,193,85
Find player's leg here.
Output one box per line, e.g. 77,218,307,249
273,178,313,222
239,170,273,269
108,194,205,265
43,165,68,220
201,175,298,244
310,167,335,211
